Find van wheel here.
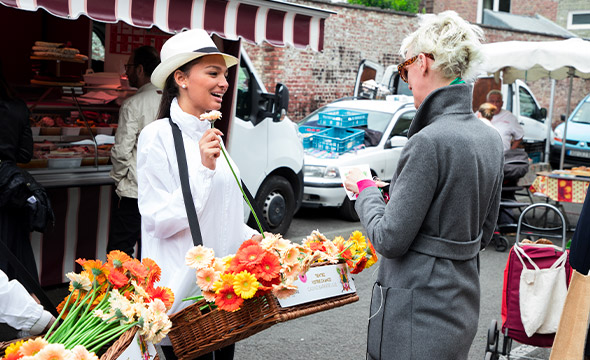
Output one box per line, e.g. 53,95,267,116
250,176,295,235
339,197,360,222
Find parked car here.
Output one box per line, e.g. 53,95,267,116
550,93,590,168
298,96,416,221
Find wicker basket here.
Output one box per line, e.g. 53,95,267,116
277,293,359,322
168,294,280,360
0,328,137,360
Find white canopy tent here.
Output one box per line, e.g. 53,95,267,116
480,38,590,169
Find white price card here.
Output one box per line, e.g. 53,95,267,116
339,164,372,200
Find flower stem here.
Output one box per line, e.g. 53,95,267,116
87,323,137,354
44,290,73,340
219,146,265,238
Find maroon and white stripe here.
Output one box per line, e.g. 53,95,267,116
1,0,332,51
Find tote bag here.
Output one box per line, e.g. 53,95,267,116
514,243,569,337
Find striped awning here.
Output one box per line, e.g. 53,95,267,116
0,0,333,51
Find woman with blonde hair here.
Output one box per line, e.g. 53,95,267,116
345,11,504,359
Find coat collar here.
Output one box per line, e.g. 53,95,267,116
169,97,210,139
408,83,474,138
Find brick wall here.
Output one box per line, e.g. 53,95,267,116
432,0,478,22
511,0,558,19
245,0,590,126
556,0,590,38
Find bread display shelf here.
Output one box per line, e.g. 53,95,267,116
30,55,86,63
31,79,85,87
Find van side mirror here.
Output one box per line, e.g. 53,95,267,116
385,135,407,149
560,114,566,121
539,108,547,119
252,83,290,124
274,83,289,122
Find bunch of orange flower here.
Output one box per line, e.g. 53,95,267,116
2,251,175,360
186,234,325,312
303,230,378,274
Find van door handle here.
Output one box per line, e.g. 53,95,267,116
519,122,525,125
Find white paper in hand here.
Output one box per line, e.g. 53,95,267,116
340,164,372,200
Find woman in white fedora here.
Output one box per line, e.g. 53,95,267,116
137,29,259,360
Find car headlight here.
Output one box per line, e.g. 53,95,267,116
303,165,340,179
553,127,563,142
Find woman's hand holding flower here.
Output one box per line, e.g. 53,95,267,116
200,128,223,170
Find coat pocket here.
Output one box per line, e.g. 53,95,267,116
367,283,413,360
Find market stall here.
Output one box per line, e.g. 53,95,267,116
0,0,333,286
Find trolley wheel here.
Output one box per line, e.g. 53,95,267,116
486,319,499,355
494,236,509,252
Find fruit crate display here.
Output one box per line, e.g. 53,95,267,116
318,109,368,128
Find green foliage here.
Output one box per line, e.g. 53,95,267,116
348,0,421,13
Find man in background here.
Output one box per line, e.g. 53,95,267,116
108,46,161,257
487,89,524,151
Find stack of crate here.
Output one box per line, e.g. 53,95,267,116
299,109,368,154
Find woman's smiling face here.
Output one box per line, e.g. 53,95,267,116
176,54,229,117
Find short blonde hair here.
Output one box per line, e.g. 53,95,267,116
478,102,497,120
400,11,484,81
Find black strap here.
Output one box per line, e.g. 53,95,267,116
169,119,203,246
0,240,59,317
241,180,269,232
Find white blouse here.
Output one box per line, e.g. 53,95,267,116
137,98,256,320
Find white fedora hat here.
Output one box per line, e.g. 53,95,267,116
151,29,238,89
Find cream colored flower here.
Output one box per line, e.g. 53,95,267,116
71,345,98,360
66,272,92,291
272,282,298,299
19,338,48,357
196,267,220,292
185,246,215,269
199,110,222,121
281,246,300,267
36,343,72,360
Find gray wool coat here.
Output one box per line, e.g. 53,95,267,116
357,83,504,360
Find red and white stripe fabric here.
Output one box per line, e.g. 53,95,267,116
0,0,332,51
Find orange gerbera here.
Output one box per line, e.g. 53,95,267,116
235,244,265,266
350,256,368,275
148,286,175,310
4,352,23,360
142,258,162,286
254,253,281,281
123,259,149,280
272,282,298,299
196,267,220,292
108,269,128,289
106,250,131,269
78,259,109,284
238,238,260,252
215,284,243,312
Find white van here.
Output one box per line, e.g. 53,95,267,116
228,48,304,234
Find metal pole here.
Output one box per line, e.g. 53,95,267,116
545,79,555,163
559,68,575,170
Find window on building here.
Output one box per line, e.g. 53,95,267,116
568,11,590,30
478,0,511,23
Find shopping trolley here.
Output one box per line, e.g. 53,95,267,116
485,203,572,360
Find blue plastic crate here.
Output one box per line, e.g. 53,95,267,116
318,110,368,128
299,126,328,149
313,127,364,154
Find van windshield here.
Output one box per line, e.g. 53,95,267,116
571,100,590,124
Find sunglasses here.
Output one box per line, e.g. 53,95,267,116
397,53,435,83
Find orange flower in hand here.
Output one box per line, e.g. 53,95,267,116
106,250,131,270
148,286,175,310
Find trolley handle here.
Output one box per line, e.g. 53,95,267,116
515,203,567,251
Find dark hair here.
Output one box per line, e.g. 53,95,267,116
133,46,160,77
0,58,15,101
156,58,201,119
